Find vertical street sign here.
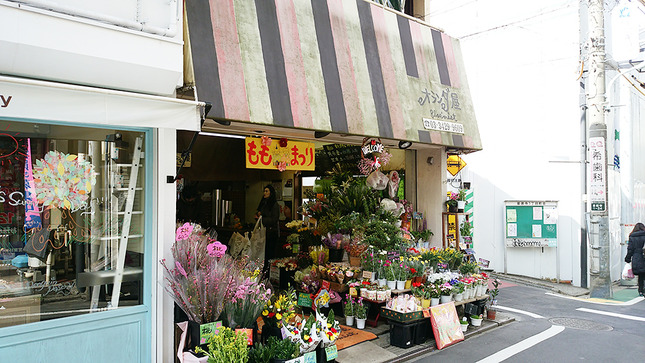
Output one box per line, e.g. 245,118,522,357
589,137,606,212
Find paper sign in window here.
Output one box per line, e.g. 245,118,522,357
533,207,542,220
532,225,542,238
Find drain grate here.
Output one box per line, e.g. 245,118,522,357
548,317,613,331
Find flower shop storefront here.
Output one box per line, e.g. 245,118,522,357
162,0,496,362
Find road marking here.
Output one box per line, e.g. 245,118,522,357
494,305,545,319
545,292,644,306
577,307,645,322
476,325,565,363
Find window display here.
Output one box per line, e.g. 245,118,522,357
0,121,146,328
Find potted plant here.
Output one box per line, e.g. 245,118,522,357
429,283,441,306
354,298,368,329
248,342,273,363
486,278,501,320
457,189,468,211
343,295,355,326
460,220,472,246
196,326,249,362
460,317,469,332
470,314,483,327
452,281,465,302
267,336,299,363
440,282,453,303
445,192,458,213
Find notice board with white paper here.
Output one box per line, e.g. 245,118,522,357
504,201,558,247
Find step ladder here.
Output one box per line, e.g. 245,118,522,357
77,136,144,311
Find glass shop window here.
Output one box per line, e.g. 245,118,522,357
0,121,146,328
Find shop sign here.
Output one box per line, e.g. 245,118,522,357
245,137,315,171
0,94,12,108
446,154,466,176
422,118,464,134
589,137,606,212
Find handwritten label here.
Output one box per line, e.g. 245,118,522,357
298,292,313,308
349,287,358,297
362,271,373,280
325,345,338,360
199,321,222,345
303,351,316,363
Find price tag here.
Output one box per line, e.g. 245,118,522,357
349,287,358,297
422,309,431,318
303,351,317,363
362,271,373,280
298,292,313,308
199,321,222,344
325,344,338,360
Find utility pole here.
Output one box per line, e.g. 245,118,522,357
587,0,611,298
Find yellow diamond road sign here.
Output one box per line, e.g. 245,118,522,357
447,155,466,176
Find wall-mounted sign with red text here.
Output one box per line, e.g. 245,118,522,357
245,137,315,171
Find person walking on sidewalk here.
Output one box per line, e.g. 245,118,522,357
625,222,645,297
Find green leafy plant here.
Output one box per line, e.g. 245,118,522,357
487,278,501,309
267,336,299,361
459,261,478,276
248,342,272,363
196,326,249,363
460,220,472,239
343,296,355,316
457,189,468,201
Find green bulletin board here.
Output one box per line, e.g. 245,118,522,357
505,201,558,247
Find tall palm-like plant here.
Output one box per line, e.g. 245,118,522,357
374,0,406,12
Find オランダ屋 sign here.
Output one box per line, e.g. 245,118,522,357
245,137,315,171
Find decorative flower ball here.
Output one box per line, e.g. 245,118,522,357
33,151,96,210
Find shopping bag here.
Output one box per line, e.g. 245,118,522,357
622,262,635,280
228,231,250,259
248,217,266,261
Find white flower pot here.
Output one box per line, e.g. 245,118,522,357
430,297,440,306
471,317,483,327
461,323,468,332
387,280,396,289
366,289,377,300
454,293,463,302
457,200,466,211
378,278,387,286
356,318,367,330
396,280,406,290
440,295,452,304
345,316,355,326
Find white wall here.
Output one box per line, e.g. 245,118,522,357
426,0,584,284
0,0,184,95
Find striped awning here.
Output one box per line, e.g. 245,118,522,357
185,0,481,150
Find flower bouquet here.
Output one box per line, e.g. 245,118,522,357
161,223,239,325
222,276,272,329
261,288,298,329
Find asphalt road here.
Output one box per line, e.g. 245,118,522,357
410,281,645,362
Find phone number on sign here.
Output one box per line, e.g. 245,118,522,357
506,239,550,247
422,118,464,134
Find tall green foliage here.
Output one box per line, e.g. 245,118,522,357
374,0,406,11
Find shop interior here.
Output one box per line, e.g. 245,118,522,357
0,121,145,327
175,128,415,259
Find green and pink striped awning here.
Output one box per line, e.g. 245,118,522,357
185,0,481,150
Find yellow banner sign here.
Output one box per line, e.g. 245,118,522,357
245,137,315,171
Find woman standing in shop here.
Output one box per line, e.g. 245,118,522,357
257,184,280,274
625,222,645,297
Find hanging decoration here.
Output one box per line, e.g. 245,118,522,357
33,151,97,210
24,138,42,230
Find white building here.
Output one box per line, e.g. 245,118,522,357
0,1,200,361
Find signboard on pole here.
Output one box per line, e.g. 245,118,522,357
589,137,606,212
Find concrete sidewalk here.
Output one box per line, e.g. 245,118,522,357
490,271,643,303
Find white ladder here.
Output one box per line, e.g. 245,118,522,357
85,136,143,310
